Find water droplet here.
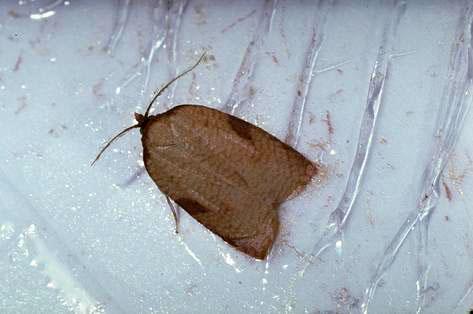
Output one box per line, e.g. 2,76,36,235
335,239,343,251
0,222,15,241
30,11,56,20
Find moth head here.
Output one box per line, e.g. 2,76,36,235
92,52,206,166
134,112,146,125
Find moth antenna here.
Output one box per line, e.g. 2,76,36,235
144,52,207,118
91,124,140,166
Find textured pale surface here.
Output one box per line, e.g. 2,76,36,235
142,105,315,259
0,1,472,313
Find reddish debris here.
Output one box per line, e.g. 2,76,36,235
443,182,453,202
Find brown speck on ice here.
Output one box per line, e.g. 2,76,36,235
323,195,334,208
323,110,334,140
308,140,329,152
15,96,27,115
48,129,56,137
326,111,334,134
331,287,359,308
328,89,344,103
184,283,198,296
92,80,105,98
444,215,449,221
443,181,453,201
379,137,387,144
248,86,256,97
279,239,305,259
308,112,316,124
13,53,23,72
336,68,343,75
49,124,68,138
221,9,256,33
445,153,473,196
265,52,279,65
193,4,207,25
8,10,21,18
297,89,302,97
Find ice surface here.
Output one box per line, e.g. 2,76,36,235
0,1,472,313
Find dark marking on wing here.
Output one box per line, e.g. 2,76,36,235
176,198,210,215
227,115,253,141
221,212,279,259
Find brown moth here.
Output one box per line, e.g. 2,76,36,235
93,54,317,259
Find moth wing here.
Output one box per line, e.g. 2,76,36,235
225,113,317,204
175,198,279,260
142,105,316,259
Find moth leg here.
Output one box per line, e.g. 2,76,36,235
166,196,180,234
120,168,145,187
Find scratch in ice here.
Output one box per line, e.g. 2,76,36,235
177,235,203,269
456,278,473,309
361,3,473,313
283,2,406,312
305,0,406,272
221,9,257,34
285,0,332,148
119,0,188,190
114,0,188,103
120,1,188,223
211,234,243,273
315,59,351,75
105,0,131,55
221,0,278,115
163,0,189,109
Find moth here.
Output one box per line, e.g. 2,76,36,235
93,54,317,259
